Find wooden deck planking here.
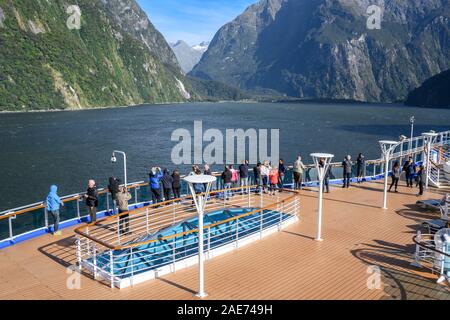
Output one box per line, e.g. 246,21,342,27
0,181,449,300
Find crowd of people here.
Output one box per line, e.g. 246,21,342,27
43,153,427,236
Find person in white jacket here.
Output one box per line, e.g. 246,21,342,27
260,160,271,193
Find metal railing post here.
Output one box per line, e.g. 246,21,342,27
8,215,15,241
117,218,121,245
146,208,149,234
130,247,134,287
236,218,239,248
173,238,177,270
93,245,97,280
44,207,49,230
260,209,263,239
76,236,82,272
110,250,114,289
248,186,251,207
207,228,211,259
76,198,81,220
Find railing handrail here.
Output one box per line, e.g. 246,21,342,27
1,130,449,232
413,233,450,258
74,186,299,251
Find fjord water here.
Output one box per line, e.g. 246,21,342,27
0,102,449,211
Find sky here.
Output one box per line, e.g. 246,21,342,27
137,0,257,46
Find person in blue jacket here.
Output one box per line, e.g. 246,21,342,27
149,167,163,204
45,185,64,236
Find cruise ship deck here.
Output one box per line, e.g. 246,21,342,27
1,181,449,300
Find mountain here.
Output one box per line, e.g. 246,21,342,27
0,0,195,111
406,69,450,107
190,0,450,103
192,41,210,54
170,40,209,73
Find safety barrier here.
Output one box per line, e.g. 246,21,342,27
75,186,300,288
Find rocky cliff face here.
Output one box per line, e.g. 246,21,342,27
0,0,191,111
406,69,450,107
191,0,450,103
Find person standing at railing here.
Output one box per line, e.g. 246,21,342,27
221,166,233,200
403,157,416,188
116,186,131,235
149,167,163,204
389,161,401,193
356,153,365,184
45,185,64,236
253,162,262,194
342,155,352,188
172,170,182,200
269,167,279,196
293,156,306,190
278,159,286,191
84,180,98,223
416,164,425,196
230,165,238,188
161,169,173,201
203,164,214,191
319,159,331,193
261,161,271,194
239,160,249,194
107,177,120,213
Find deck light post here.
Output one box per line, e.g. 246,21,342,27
422,131,438,189
379,141,399,210
183,174,217,298
111,150,127,187
409,116,415,151
310,153,334,241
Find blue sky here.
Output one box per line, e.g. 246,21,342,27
137,0,257,46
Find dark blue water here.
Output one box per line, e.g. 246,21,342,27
0,102,449,211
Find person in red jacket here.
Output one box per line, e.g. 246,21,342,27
269,168,279,196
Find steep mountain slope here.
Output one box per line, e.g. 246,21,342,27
406,69,450,107
0,0,191,111
191,0,450,103
170,40,204,73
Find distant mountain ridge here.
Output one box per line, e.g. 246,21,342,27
406,69,450,108
170,40,210,73
191,0,450,103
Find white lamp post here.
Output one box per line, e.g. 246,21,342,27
111,150,127,187
422,132,438,189
379,141,399,210
409,116,415,151
310,153,334,241
183,174,217,298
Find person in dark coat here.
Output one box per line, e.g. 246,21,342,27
342,155,352,188
172,170,182,200
161,169,173,201
278,159,287,191
85,179,98,223
239,160,249,194
221,166,233,199
404,158,416,188
320,159,332,193
356,153,365,183
389,161,401,192
107,177,120,212
253,162,262,193
416,165,425,196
